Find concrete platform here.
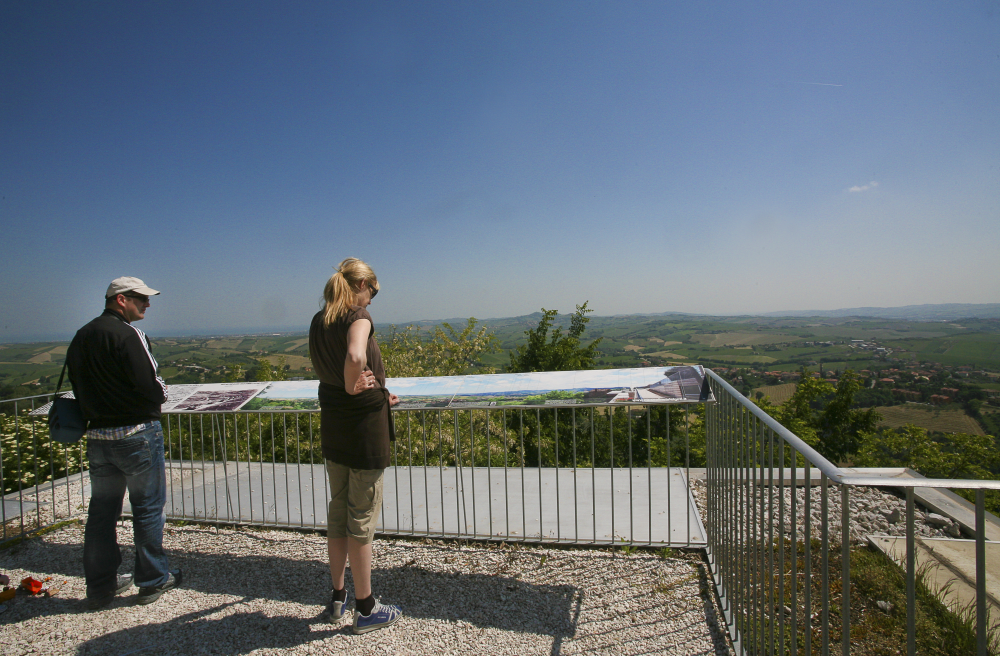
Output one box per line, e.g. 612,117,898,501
868,535,1000,635
151,462,707,547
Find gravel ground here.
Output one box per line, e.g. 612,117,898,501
689,478,959,544
0,521,733,656
2,475,90,538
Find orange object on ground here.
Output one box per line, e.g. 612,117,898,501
0,587,15,602
21,577,43,595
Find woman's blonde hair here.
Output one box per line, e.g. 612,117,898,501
322,257,379,326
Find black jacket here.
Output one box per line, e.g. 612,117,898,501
66,309,168,428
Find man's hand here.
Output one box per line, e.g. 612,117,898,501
388,393,400,407
350,370,376,395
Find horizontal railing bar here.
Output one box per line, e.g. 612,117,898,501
705,369,1000,491
0,391,64,403
836,475,1000,490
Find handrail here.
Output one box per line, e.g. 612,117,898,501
705,368,1000,491
6,374,1000,495
1,390,65,402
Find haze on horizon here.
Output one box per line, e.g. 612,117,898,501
2,2,998,341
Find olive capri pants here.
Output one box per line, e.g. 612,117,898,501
325,461,384,544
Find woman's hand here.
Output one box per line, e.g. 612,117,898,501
350,369,376,395
388,393,400,407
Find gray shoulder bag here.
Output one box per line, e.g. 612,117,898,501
48,363,86,444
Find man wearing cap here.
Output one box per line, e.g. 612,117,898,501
66,277,182,609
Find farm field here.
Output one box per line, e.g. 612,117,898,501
690,332,801,347
2,312,999,392
752,383,797,405
874,405,985,435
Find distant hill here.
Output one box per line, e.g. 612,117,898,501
758,304,1000,321
382,304,1000,330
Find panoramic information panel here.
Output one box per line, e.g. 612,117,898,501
179,364,713,412
35,365,715,414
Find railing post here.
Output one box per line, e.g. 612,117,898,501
976,489,987,656
804,457,812,656
821,475,830,656
841,484,850,656
906,486,915,656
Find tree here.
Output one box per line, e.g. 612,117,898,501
815,371,881,462
753,370,880,462
253,356,287,382
226,364,245,383
508,302,602,373
754,375,833,449
854,424,941,472
253,359,274,382
855,425,1000,514
379,318,499,378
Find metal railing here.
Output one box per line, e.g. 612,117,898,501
704,369,999,656
5,372,999,655
2,395,703,548
0,392,89,541
157,404,703,546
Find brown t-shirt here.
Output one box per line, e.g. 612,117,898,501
309,307,385,389
309,307,392,469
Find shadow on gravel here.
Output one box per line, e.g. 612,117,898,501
696,559,734,656
374,563,581,647
74,601,341,655
4,537,585,651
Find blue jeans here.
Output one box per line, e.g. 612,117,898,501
84,422,171,597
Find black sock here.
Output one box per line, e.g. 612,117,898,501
356,594,376,616
332,587,347,603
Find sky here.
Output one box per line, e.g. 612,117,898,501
2,1,998,341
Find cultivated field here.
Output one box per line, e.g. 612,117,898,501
203,338,244,349
875,405,985,435
645,351,690,360
3,313,999,389
264,354,312,370
753,383,797,405
690,332,799,347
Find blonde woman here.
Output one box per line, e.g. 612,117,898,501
309,257,401,634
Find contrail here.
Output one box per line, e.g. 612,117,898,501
792,81,844,87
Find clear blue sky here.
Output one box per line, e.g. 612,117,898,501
2,1,998,340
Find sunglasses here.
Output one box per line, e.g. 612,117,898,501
368,282,378,299
123,293,149,303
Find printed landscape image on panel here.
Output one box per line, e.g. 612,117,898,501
162,383,270,413
385,375,466,409
450,366,712,408
135,366,714,415
241,380,321,411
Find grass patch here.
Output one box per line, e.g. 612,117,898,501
0,518,81,551
737,541,996,655
848,546,998,656
652,572,698,595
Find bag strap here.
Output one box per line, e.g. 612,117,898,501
55,362,68,394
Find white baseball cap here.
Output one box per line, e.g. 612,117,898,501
105,277,161,299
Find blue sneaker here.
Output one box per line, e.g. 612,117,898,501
322,591,348,622
352,599,402,634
